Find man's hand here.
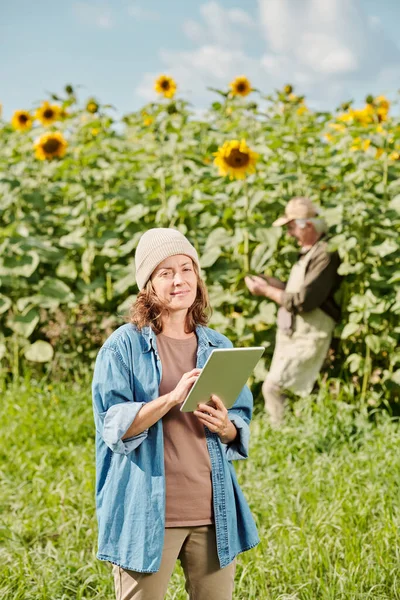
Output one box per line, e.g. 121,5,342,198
244,275,270,297
245,275,284,305
264,276,286,290
194,395,237,444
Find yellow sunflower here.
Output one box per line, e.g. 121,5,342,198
34,132,68,161
296,104,308,116
11,110,32,131
142,111,154,126
154,75,177,99
213,139,258,180
86,99,99,114
229,76,252,97
374,95,390,113
350,138,371,152
35,101,61,126
329,123,346,132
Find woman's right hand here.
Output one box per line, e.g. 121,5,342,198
169,369,202,406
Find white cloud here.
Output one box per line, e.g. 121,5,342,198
73,2,114,29
228,8,256,28
182,2,255,47
136,0,400,109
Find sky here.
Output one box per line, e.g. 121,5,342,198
1,0,400,119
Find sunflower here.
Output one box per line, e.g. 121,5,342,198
11,110,32,131
350,138,371,152
229,76,252,97
86,99,99,114
213,139,258,180
34,132,68,161
35,101,61,126
296,104,308,116
142,111,154,126
374,95,390,113
154,75,177,99
329,123,346,132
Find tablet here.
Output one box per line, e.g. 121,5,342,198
180,347,264,413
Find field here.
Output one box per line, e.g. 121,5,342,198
1,76,400,600
1,379,399,600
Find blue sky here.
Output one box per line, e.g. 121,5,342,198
2,0,400,119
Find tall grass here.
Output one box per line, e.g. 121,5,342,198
1,379,399,599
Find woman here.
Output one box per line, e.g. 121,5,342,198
92,227,259,600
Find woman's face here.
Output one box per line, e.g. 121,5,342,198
151,254,198,313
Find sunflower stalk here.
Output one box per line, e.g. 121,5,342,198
242,182,250,274
159,170,168,226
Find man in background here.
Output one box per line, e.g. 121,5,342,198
245,197,341,426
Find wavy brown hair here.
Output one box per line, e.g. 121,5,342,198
129,262,211,334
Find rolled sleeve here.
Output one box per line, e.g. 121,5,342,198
92,346,148,455
223,385,253,461
224,412,250,461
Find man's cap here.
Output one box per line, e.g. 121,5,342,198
272,197,319,227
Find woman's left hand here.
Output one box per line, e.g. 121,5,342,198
194,395,237,444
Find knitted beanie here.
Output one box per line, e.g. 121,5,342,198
135,228,200,290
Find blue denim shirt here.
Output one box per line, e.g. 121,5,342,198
92,323,259,573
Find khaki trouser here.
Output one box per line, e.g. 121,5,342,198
112,525,236,600
262,378,286,427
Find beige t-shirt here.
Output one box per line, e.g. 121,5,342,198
157,332,214,527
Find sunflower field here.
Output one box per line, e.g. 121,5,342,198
1,78,400,406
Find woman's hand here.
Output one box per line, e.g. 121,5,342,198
194,395,237,444
169,369,202,407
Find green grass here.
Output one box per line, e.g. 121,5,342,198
1,379,399,599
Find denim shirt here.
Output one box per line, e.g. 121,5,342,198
92,323,259,573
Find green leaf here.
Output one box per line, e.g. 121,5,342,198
38,278,74,303
337,262,365,276
389,194,400,213
370,240,399,257
254,227,281,247
59,228,87,249
257,301,277,325
24,340,54,363
200,247,222,268
205,228,232,250
207,87,229,98
0,295,12,315
250,243,275,272
118,204,150,224
0,251,40,277
0,342,6,361
8,308,39,338
56,261,78,280
341,322,360,339
346,353,363,374
365,334,381,354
